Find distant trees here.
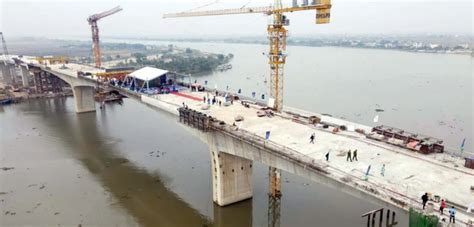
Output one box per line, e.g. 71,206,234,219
117,50,232,75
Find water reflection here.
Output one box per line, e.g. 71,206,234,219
21,98,215,227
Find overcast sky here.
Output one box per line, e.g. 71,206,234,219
1,0,472,39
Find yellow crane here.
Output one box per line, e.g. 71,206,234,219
163,0,331,112
165,2,331,226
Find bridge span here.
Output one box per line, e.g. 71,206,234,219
4,56,474,224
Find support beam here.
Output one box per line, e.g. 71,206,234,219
72,86,96,113
209,148,253,206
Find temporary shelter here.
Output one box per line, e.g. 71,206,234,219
123,67,169,90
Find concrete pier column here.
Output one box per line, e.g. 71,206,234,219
72,86,96,113
20,65,30,87
0,63,12,84
210,149,253,206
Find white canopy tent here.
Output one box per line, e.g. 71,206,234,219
123,66,169,90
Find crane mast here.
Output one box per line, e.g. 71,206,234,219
87,6,122,68
0,32,9,61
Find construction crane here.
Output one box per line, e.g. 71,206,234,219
163,0,331,111
0,32,15,84
0,32,9,61
164,1,331,226
87,6,123,68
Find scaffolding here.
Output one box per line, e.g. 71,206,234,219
32,69,65,94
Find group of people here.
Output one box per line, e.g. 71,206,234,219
346,149,358,162
203,95,222,106
421,193,457,223
309,133,362,164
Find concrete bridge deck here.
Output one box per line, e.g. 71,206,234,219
148,90,474,223
5,58,474,224
163,91,472,197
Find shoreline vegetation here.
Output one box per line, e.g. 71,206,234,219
114,47,234,75
5,38,234,75
120,35,472,55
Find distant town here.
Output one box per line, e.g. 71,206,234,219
145,34,473,55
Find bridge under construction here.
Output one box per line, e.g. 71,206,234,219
1,56,472,225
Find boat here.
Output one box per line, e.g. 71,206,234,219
95,90,125,103
216,64,232,72
0,98,12,105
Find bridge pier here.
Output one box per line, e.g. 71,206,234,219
209,148,253,206
0,63,13,84
20,65,30,87
72,86,96,113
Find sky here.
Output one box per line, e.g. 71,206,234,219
0,0,472,39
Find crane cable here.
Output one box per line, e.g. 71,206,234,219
240,0,252,8
187,0,219,12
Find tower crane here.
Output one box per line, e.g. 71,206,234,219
0,32,9,61
164,2,331,226
87,6,123,68
0,32,14,84
164,0,331,112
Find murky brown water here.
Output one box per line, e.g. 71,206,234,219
1,97,408,226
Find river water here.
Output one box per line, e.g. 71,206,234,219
1,41,471,226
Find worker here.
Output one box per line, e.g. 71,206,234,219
449,206,456,223
364,165,371,181
325,151,330,161
380,164,385,176
346,149,352,162
352,149,358,161
203,96,206,103
310,133,315,144
440,199,446,215
421,193,429,210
